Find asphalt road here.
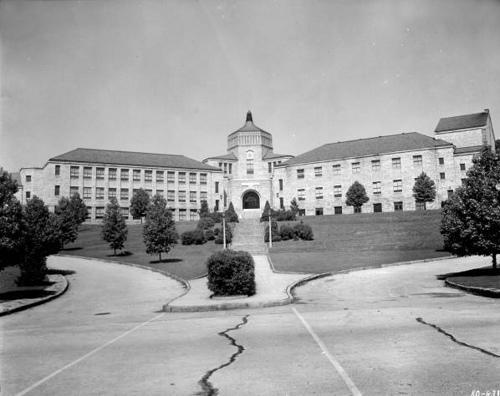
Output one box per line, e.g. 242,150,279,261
2,256,499,395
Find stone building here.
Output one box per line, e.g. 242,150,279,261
17,109,495,221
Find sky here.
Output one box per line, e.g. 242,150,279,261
1,0,500,171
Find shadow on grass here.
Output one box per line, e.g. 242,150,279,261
149,258,183,264
107,251,133,257
436,266,500,280
61,247,83,251
47,268,76,276
0,289,57,301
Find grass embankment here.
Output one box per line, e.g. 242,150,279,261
269,210,451,274
63,221,221,280
444,267,500,291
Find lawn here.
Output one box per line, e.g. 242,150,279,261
63,221,222,280
269,210,451,274
443,267,500,291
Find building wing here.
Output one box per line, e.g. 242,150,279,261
434,111,489,132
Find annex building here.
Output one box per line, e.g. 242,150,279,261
18,109,495,221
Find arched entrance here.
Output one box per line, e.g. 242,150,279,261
242,190,260,209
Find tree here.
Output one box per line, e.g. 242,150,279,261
260,200,272,222
68,193,88,225
101,197,128,255
441,148,500,270
199,200,210,218
130,189,150,223
143,195,178,261
346,181,369,213
290,198,299,215
18,196,61,285
413,172,436,210
225,201,239,223
54,193,88,248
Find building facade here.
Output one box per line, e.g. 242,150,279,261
17,109,495,221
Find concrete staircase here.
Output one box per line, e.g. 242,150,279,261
231,218,268,254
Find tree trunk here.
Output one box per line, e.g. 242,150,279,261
113,248,116,256
159,252,162,262
423,202,427,210
493,253,497,270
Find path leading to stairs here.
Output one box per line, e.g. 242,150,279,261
231,218,268,254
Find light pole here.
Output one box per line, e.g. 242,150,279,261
222,210,226,250
268,207,272,249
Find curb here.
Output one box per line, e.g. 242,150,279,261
0,274,69,317
444,278,500,298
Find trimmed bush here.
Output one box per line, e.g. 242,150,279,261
207,250,256,296
213,227,220,236
294,221,314,240
210,211,223,224
205,228,215,241
264,220,281,242
181,229,206,245
275,209,296,221
279,224,296,240
197,216,215,230
225,202,239,223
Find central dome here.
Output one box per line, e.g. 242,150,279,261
227,111,273,150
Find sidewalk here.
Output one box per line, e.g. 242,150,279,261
163,255,315,312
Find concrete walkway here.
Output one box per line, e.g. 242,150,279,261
163,255,313,312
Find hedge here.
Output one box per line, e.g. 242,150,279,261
207,250,256,296
181,229,206,245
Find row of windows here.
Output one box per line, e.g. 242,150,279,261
218,162,233,175
64,166,207,184
296,158,467,178
65,186,207,202
268,160,282,173
311,202,405,215
91,206,200,221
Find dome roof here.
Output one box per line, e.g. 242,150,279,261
230,111,269,135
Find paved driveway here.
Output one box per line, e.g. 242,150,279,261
2,256,499,395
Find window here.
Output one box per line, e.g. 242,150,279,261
108,188,116,199
86,207,91,220
334,185,342,198
108,168,117,181
280,197,284,209
120,188,129,200
178,190,186,202
392,157,401,169
133,169,141,182
394,201,403,211
70,166,79,179
190,209,199,221
413,155,422,166
460,163,466,171
246,151,254,174
156,171,164,183
26,191,31,199
178,172,186,184
54,185,60,196
297,189,305,201
96,187,104,200
298,209,306,216
371,160,380,171
334,206,342,215
228,164,232,174
120,169,129,181
373,203,382,213
461,178,467,186
167,171,175,183
447,189,454,199
83,187,92,199
352,162,360,173
55,165,60,176
145,170,153,182
96,167,104,179
200,191,207,201
145,189,152,197
215,181,219,194
315,187,323,199
120,207,129,219
167,190,175,202
354,206,362,213
190,191,197,203
189,173,197,184
416,202,426,211
83,167,92,179
268,162,272,173
314,166,322,177
218,162,223,170
440,172,446,180
215,200,220,211
154,190,162,197
95,207,105,219
179,209,187,221
26,175,31,182
223,163,228,174
315,208,323,216
372,181,381,195
297,169,304,179
70,186,79,197
200,173,207,184
279,179,283,191
332,164,341,174
393,179,403,192
438,157,444,165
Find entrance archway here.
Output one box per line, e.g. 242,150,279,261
242,190,260,209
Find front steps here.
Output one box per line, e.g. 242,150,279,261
231,218,268,254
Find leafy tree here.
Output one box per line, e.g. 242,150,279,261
199,200,210,218
413,172,436,210
290,198,299,215
225,201,239,223
54,197,78,248
260,200,272,222
441,148,500,269
143,195,178,261
346,181,369,213
0,171,23,272
68,193,88,225
101,197,128,255
130,189,150,223
18,196,61,285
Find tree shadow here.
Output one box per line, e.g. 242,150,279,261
107,251,133,257
149,258,183,264
61,246,83,251
436,266,499,280
47,268,76,276
0,289,57,301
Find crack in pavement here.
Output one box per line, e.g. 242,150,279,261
196,315,250,396
416,317,500,358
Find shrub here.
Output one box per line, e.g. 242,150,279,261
205,228,215,241
214,222,232,244
225,202,239,223
264,220,281,242
279,224,296,240
206,250,256,296
197,216,215,230
210,211,223,224
213,227,220,236
181,229,206,245
275,210,296,221
294,221,314,240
